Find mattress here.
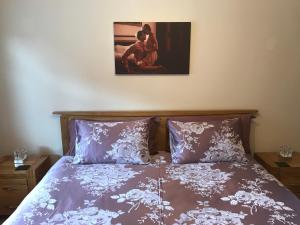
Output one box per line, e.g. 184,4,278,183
3,152,300,225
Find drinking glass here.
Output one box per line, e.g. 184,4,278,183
279,145,293,158
13,148,27,166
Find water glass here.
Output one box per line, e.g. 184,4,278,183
13,149,27,166
279,145,293,158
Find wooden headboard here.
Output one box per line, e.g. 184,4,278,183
53,110,258,155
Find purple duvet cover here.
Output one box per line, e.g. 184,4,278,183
4,152,300,225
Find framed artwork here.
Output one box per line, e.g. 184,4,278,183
114,22,191,75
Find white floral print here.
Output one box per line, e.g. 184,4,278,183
222,191,293,214
269,211,297,225
86,122,123,145
111,177,173,224
40,207,123,225
3,155,300,225
23,177,71,224
73,122,123,164
220,161,296,225
228,160,249,170
166,163,232,197
20,164,139,224
173,204,247,225
170,121,214,158
150,154,168,165
73,164,140,196
221,190,296,224
201,120,245,162
73,120,150,164
169,119,246,163
105,120,150,164
252,163,283,186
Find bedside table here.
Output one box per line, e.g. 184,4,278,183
0,155,51,215
254,152,300,198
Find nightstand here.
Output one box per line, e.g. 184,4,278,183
254,152,300,198
0,155,51,215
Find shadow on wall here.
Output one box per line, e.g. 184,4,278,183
0,37,65,156
0,41,22,156
38,146,61,164
0,36,163,156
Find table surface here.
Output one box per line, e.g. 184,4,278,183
0,155,48,175
255,152,300,168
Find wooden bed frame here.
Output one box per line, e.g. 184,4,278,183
53,110,258,155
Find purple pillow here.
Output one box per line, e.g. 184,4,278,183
73,118,151,164
67,117,159,156
168,114,252,153
168,118,246,163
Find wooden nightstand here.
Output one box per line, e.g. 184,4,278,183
254,152,300,198
0,155,51,215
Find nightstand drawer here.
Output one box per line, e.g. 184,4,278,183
0,184,28,215
0,184,28,195
0,205,18,215
0,192,28,205
0,178,27,185
280,168,300,185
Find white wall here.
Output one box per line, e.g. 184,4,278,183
0,0,300,156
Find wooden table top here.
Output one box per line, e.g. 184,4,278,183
255,152,300,168
0,155,48,175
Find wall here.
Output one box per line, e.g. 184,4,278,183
0,0,300,156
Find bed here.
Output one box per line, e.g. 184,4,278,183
3,110,300,225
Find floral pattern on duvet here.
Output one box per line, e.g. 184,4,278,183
3,155,300,225
111,177,174,224
166,163,233,197
220,163,296,225
73,164,140,196
163,161,298,225
40,207,124,225
174,203,247,225
21,161,140,224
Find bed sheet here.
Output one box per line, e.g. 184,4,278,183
3,152,300,225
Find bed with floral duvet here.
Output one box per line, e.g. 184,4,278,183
5,114,300,225
3,151,300,225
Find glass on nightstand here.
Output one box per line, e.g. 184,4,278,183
279,145,293,159
13,148,27,168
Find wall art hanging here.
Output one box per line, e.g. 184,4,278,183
114,22,191,75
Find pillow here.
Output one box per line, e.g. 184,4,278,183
168,118,246,163
168,114,252,153
67,117,160,156
73,118,151,164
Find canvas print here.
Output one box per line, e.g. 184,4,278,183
114,22,191,75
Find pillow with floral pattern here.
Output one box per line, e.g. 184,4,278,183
167,114,252,153
67,117,160,156
168,118,246,163
73,118,151,164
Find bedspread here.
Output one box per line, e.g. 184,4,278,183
4,153,300,225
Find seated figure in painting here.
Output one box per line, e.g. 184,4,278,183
119,29,165,74
142,24,158,66
121,31,147,74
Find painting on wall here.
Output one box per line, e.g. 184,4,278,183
114,22,191,75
